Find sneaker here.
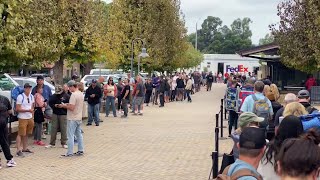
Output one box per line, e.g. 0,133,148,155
16,151,25,157
45,144,56,148
73,151,84,156
33,141,38,145
37,141,46,146
7,159,17,167
42,134,47,139
86,123,92,126
96,124,99,126
22,149,34,153
60,154,73,158
100,120,104,122
62,145,68,149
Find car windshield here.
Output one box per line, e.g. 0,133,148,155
0,74,16,90
84,76,100,81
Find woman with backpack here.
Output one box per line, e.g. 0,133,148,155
33,87,46,146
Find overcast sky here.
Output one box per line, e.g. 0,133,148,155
103,0,282,44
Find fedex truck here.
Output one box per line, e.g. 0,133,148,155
199,54,260,75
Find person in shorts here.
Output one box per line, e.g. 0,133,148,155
134,76,145,115
16,83,35,157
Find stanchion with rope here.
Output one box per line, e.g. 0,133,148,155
220,99,228,140
208,120,220,180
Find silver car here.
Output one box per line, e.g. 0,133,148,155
13,77,55,94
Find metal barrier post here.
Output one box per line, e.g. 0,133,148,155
216,113,219,128
220,102,228,140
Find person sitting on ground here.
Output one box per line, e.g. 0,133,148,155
275,129,320,180
257,115,304,180
221,127,266,180
231,112,264,160
297,90,318,114
274,93,297,134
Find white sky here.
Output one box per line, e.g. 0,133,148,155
103,0,282,44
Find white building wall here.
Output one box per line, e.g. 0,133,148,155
200,54,260,75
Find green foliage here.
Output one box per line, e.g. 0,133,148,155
188,16,253,54
259,33,274,45
106,0,196,73
271,0,320,73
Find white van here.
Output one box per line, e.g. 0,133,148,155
0,73,19,101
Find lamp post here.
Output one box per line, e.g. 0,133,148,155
131,38,149,78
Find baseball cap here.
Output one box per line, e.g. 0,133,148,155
240,127,266,149
55,85,64,94
238,112,265,129
91,79,97,83
24,83,32,88
37,75,44,80
297,90,310,99
67,80,76,87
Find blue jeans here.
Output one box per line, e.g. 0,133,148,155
88,103,100,125
105,96,116,117
67,120,84,155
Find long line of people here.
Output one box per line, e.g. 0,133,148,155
222,75,320,179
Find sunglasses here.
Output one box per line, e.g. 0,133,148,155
109,79,113,81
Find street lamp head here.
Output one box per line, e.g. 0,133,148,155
139,48,149,58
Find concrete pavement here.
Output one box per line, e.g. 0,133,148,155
1,84,233,180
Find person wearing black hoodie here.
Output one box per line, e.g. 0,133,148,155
159,76,165,107
47,85,70,148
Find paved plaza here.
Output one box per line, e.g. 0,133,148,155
1,84,233,180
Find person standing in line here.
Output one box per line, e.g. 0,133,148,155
152,74,160,105
46,85,69,149
171,74,177,102
60,80,84,157
85,79,102,126
164,77,170,103
31,75,52,118
16,83,35,157
134,76,145,115
104,77,117,117
116,78,123,114
159,76,165,107
176,73,185,101
206,72,214,91
127,73,135,109
185,75,193,103
33,87,46,146
144,78,153,106
121,79,130,118
0,95,17,168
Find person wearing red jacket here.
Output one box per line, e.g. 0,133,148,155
305,74,317,92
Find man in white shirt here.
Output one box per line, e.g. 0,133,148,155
16,83,35,157
60,80,84,157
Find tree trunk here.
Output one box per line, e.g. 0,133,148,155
84,62,94,75
53,58,64,85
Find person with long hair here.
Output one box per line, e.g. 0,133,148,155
103,77,117,117
283,102,308,118
275,129,320,180
258,115,304,180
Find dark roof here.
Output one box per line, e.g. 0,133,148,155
237,43,280,61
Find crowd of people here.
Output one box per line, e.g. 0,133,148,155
0,71,219,169
221,73,320,179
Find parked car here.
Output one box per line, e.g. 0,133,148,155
81,75,119,91
0,73,19,101
13,77,55,94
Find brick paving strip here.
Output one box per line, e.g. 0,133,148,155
1,84,233,180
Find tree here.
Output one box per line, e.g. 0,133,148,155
188,17,253,54
106,0,190,73
271,0,320,73
259,33,274,45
